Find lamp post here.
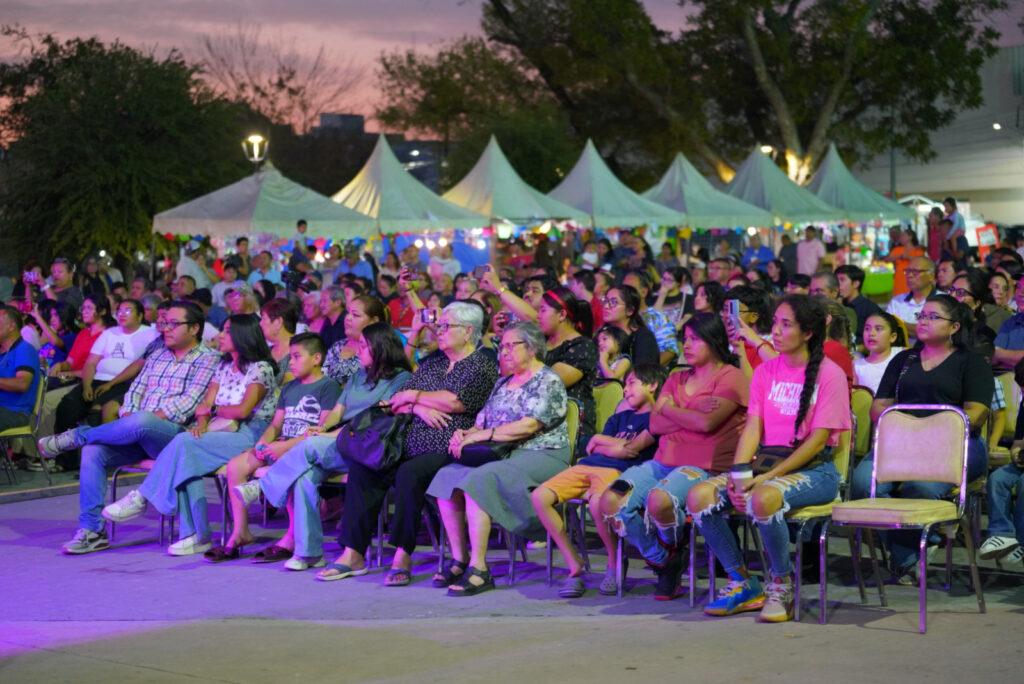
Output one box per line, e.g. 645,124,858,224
242,134,268,173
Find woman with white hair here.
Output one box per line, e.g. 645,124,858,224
428,320,571,596
317,301,499,585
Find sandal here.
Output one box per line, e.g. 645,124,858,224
558,574,586,599
250,544,291,564
204,544,243,563
432,560,469,588
447,567,494,597
316,563,369,582
599,558,628,596
384,568,412,586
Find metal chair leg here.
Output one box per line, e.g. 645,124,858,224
819,521,830,625
688,522,697,608
575,503,591,572
849,529,867,603
545,531,554,586
793,521,805,622
961,518,986,615
919,527,930,634
865,529,887,607
616,537,624,598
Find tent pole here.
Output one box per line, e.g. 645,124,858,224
150,231,157,283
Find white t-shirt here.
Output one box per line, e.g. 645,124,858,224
90,325,160,381
853,346,904,394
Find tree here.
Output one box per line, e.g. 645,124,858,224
200,22,365,134
375,36,580,191
0,27,252,262
480,0,1005,182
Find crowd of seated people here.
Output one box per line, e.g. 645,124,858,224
3,221,1022,624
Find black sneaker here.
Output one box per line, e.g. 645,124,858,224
653,553,684,601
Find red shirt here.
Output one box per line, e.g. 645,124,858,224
388,298,414,330
589,296,604,331
823,339,855,391
67,326,105,371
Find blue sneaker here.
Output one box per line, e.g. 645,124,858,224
703,575,765,616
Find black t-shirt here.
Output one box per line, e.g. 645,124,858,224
876,348,993,429
319,314,347,352
545,335,597,432
624,326,660,367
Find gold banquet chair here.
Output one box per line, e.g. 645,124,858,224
0,374,47,485
819,405,985,633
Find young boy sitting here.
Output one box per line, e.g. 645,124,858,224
532,364,667,598
207,333,341,563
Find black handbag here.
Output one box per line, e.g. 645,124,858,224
336,405,413,471
455,441,516,467
752,446,796,475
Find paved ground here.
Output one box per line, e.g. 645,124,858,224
1,482,1022,683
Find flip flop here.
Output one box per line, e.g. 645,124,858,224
250,544,291,564
204,544,243,563
384,568,412,586
316,563,369,582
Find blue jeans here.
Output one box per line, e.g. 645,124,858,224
607,461,709,566
850,437,988,570
77,412,185,532
691,462,840,579
259,435,344,558
140,421,268,542
986,464,1024,543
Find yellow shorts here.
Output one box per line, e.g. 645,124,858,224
540,465,622,504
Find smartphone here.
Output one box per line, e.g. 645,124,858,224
473,264,488,279
727,300,741,329
420,309,437,324
16,300,33,314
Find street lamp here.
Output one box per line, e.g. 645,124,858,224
242,134,268,173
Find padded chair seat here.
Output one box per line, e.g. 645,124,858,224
786,499,839,520
831,498,958,526
988,446,1011,468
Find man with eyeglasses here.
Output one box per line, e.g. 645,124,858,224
885,256,939,341
42,258,83,309
707,258,733,287
39,301,220,555
993,276,1024,371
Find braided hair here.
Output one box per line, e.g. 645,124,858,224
777,294,828,447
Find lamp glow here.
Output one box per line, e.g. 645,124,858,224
993,123,1002,130
414,239,424,248
760,145,774,154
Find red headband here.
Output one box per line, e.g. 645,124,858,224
545,290,583,332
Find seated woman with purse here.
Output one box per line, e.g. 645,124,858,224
231,324,411,568
686,294,851,623
316,302,499,585
101,314,279,556
428,321,570,596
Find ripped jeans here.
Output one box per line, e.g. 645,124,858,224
606,461,710,567
690,462,839,579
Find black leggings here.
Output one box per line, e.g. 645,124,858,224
338,452,449,555
54,381,131,434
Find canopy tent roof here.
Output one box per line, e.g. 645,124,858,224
805,144,916,222
642,152,774,228
724,148,845,225
442,135,588,223
548,139,687,228
153,163,378,239
332,134,488,232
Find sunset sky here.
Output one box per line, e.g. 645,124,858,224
3,0,1021,128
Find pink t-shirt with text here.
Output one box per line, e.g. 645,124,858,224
748,355,851,447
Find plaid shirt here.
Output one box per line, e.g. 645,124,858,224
119,343,220,425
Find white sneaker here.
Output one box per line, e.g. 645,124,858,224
234,480,262,507
102,490,148,523
284,555,327,571
38,429,85,459
978,535,1019,560
759,576,795,623
998,546,1024,566
168,534,212,556
61,528,109,555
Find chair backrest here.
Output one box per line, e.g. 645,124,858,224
850,386,874,458
996,371,1019,440
592,381,624,435
566,398,581,462
871,405,969,507
28,371,47,432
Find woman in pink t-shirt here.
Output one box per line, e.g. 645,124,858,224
599,313,748,600
687,294,851,623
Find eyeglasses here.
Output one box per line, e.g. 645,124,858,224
949,287,971,299
497,340,527,354
915,312,953,323
156,320,189,331
435,323,467,334
601,298,622,308
904,268,930,276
